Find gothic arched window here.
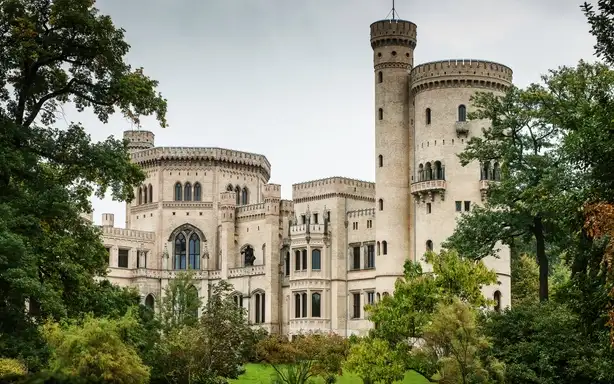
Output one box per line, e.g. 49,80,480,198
458,104,467,122
145,294,155,311
184,182,192,201
189,233,200,270
193,182,202,201
174,182,182,201
226,184,233,192
138,187,143,205
235,185,241,205
174,233,186,270
148,184,153,203
241,187,249,205
312,292,321,317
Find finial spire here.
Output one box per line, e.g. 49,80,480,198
385,0,401,21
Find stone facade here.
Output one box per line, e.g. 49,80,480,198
100,16,512,337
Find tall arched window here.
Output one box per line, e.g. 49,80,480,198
494,291,502,312
425,162,433,180
312,292,321,318
493,162,501,181
378,199,383,211
426,108,432,124
143,185,148,204
174,182,182,201
311,249,321,270
145,294,155,311
377,241,381,256
193,183,201,201
458,104,467,122
294,294,301,318
482,162,491,181
254,292,265,324
382,241,388,255
188,233,200,270
294,250,301,271
418,164,424,181
174,233,186,270
301,292,307,318
241,187,249,205
434,161,443,180
378,154,383,167
233,294,243,308
188,285,199,319
138,187,143,205
235,185,241,205
284,252,290,276
426,239,433,251
184,182,192,201
377,71,383,83
148,184,153,203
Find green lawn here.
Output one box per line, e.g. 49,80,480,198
231,364,430,384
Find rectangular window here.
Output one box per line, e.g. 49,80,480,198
301,215,306,224
367,291,375,305
295,251,301,271
352,293,361,318
426,203,432,214
301,293,307,317
295,295,301,318
285,253,290,276
455,201,462,212
136,251,141,268
352,246,361,270
367,220,373,228
366,245,375,269
464,201,471,211
301,249,307,270
118,249,129,268
313,213,318,224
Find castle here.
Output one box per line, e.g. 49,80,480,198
96,15,512,336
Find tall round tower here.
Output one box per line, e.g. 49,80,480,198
370,18,416,282
410,59,513,308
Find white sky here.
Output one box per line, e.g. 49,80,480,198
75,0,597,227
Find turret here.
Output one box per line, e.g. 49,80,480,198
371,17,416,278
123,130,155,154
101,213,115,227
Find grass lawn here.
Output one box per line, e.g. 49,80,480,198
231,363,430,383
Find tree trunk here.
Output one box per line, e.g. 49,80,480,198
533,216,549,301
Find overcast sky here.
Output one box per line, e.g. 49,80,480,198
79,0,596,227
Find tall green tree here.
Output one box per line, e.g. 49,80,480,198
443,85,578,301
367,250,497,347
0,0,167,366
157,271,202,334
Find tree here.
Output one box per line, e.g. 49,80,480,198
483,301,614,384
443,85,577,302
151,280,258,384
257,333,349,384
414,300,504,384
41,309,150,384
344,338,405,384
0,0,167,366
511,254,539,306
367,250,497,347
157,271,202,334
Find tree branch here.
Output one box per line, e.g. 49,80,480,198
22,79,77,129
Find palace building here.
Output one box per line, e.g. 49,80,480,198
96,15,512,336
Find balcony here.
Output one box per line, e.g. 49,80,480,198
455,121,469,137
228,265,266,278
410,179,446,202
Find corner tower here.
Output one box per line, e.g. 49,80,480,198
370,18,416,280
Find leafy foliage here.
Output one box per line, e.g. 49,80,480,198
344,338,405,384
415,300,504,384
510,254,539,306
152,280,260,384
367,250,497,346
41,309,150,383
0,358,27,378
257,333,349,384
0,0,167,367
157,271,202,334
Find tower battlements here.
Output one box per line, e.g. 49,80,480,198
410,59,513,93
370,19,417,49
123,130,155,153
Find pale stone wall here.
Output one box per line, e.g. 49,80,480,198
98,19,515,338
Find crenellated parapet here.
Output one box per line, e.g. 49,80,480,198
370,19,417,49
410,59,513,94
130,147,271,180
101,225,155,242
123,130,155,154
219,191,236,223
292,177,375,203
